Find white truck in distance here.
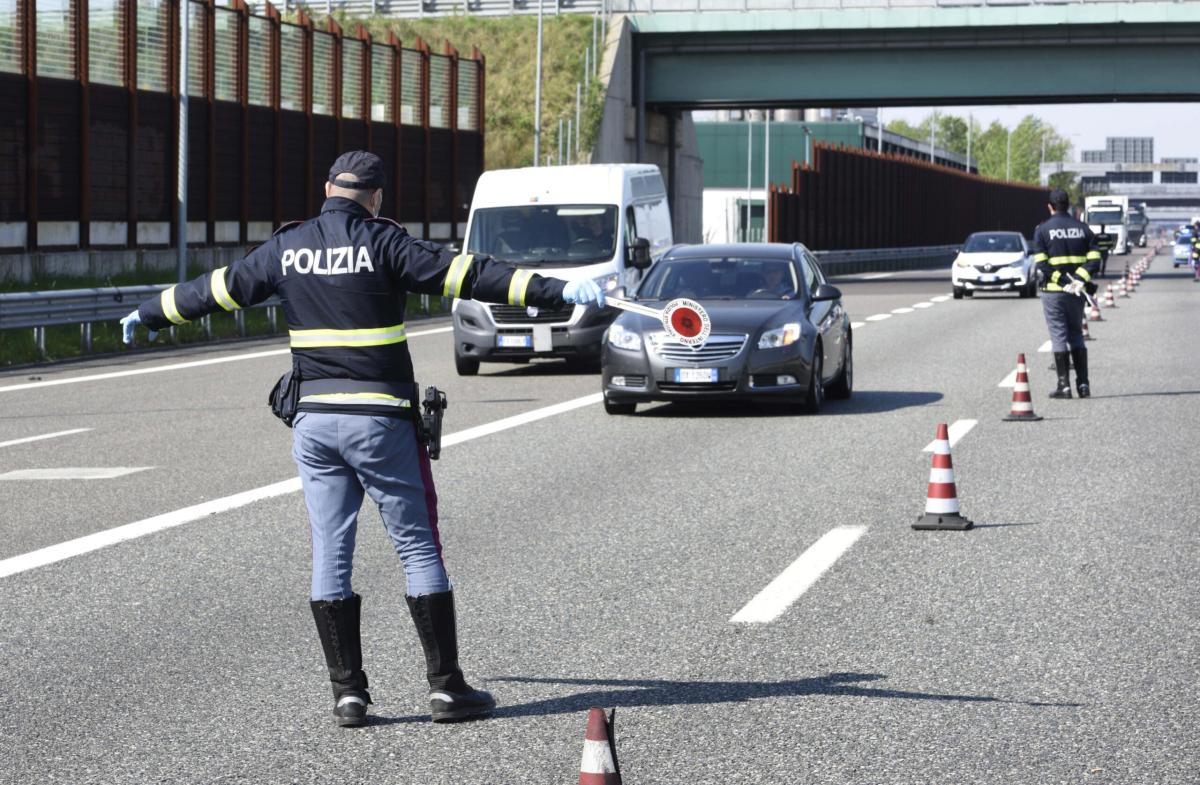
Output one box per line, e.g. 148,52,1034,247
1084,195,1131,256
451,164,673,375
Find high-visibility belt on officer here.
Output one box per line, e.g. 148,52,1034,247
1034,253,1097,291
298,379,417,409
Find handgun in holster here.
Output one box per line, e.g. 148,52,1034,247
419,386,448,460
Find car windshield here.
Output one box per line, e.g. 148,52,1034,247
1088,208,1123,224
964,234,1023,253
466,205,618,266
638,258,798,301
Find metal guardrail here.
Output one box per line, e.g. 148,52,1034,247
814,244,959,276
0,284,284,356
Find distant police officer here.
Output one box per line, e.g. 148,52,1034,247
1030,188,1101,399
119,151,605,727
1191,215,1200,282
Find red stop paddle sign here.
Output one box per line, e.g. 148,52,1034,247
661,298,711,347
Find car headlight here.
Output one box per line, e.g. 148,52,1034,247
954,256,973,267
593,273,620,293
1008,259,1026,268
758,323,801,349
607,322,642,351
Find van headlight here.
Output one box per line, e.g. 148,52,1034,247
758,323,801,349
607,322,642,351
594,273,620,292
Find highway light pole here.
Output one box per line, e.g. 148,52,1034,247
176,0,189,283
1006,128,1012,180
763,111,770,242
533,0,545,165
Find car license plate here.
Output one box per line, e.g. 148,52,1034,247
497,334,532,348
979,274,998,283
674,368,718,383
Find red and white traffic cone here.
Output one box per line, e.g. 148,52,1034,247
913,424,973,531
1003,354,1043,422
579,708,621,785
1119,279,1131,298
1103,286,1116,308
1087,302,1103,322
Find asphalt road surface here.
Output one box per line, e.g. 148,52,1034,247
1,249,1196,785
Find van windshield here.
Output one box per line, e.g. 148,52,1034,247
467,205,618,266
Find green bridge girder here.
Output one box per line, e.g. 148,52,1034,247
631,4,1200,107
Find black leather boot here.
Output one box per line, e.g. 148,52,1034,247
310,594,372,727
1049,352,1072,399
1071,347,1090,398
406,591,496,722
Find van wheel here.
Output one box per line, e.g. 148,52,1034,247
604,397,636,415
455,354,480,376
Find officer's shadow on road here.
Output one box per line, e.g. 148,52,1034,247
635,390,943,418
482,673,1080,719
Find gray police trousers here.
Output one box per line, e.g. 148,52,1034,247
1041,291,1086,353
292,412,449,601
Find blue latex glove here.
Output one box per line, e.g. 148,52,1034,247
563,278,606,308
120,309,158,344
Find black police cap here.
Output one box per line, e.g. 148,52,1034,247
1049,188,1070,208
328,150,386,190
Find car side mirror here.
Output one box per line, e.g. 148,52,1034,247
627,237,652,270
812,283,842,302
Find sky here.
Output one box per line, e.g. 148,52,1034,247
885,103,1200,162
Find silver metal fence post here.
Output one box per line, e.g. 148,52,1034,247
533,0,545,164
567,118,573,165
584,48,589,92
235,310,246,337
575,82,582,157
203,313,212,339
267,305,277,333
177,0,190,285
80,322,92,353
558,117,564,164
34,327,45,358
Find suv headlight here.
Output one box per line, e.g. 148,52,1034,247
758,323,801,349
954,256,973,267
607,322,642,351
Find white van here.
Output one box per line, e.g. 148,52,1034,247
451,164,673,375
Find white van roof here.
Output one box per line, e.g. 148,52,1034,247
471,164,666,210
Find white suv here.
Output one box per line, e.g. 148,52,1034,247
952,232,1038,299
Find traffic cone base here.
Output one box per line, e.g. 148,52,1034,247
914,511,974,531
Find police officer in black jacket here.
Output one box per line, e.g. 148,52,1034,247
1029,188,1101,398
119,152,605,727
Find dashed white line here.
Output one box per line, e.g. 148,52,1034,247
865,314,892,322
1037,340,1052,353
912,302,934,309
0,467,151,481
998,369,1017,388
850,321,866,329
0,326,454,394
923,419,978,451
0,428,92,449
891,307,914,314
931,295,951,303
859,272,895,280
0,391,602,579
730,525,868,623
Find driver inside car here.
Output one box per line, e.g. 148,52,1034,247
759,263,795,299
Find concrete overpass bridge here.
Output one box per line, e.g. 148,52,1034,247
590,0,1200,241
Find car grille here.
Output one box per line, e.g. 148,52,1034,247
647,333,747,364
489,304,575,324
658,381,738,393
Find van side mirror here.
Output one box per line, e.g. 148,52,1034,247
627,237,652,271
812,283,842,302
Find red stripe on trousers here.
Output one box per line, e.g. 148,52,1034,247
416,442,445,560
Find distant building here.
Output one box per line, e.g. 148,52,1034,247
1081,137,1155,164
1162,157,1198,165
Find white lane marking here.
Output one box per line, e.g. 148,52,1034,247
891,307,914,314
442,393,602,449
998,369,1017,388
1037,340,1052,353
0,391,602,579
850,322,866,329
865,313,892,322
0,326,454,394
923,419,978,452
0,467,151,481
912,302,934,309
730,525,868,623
859,272,894,280
0,428,92,449
931,295,951,302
